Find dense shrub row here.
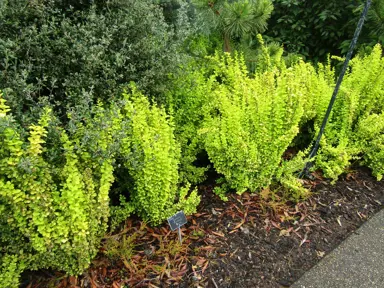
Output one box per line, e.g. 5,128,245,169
0,1,383,286
1,43,383,288
313,46,384,180
168,40,384,200
0,87,200,285
0,96,114,285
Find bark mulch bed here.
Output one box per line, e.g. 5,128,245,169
24,167,384,288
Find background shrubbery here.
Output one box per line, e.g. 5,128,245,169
0,0,193,124
266,0,384,61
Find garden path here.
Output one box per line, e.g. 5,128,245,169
292,208,384,288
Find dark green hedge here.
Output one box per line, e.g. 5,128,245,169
265,0,384,61
0,0,192,124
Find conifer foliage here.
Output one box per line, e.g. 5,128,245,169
192,0,273,51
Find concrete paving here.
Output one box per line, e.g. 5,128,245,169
291,209,384,288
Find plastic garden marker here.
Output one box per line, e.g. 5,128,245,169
167,211,187,244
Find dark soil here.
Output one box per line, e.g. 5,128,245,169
24,167,384,288
194,168,384,288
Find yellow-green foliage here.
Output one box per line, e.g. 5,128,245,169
166,65,216,185
0,94,114,285
293,60,335,124
0,85,200,286
168,39,336,199
355,113,384,180
200,52,308,198
276,150,311,201
0,255,25,288
119,85,200,225
166,42,384,198
314,45,384,180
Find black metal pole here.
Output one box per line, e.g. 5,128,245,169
300,0,372,178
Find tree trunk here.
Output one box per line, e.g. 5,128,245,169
224,34,231,52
